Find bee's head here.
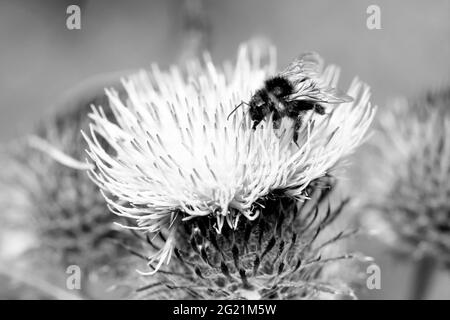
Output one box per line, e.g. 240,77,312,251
250,89,269,108
248,90,273,125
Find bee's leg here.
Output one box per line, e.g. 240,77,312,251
314,104,325,115
285,101,299,117
252,119,262,130
272,111,282,130
293,116,303,147
293,100,315,112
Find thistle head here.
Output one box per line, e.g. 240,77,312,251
128,178,371,300
83,42,375,274
1,91,132,276
362,87,450,267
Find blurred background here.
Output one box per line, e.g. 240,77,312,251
0,0,449,299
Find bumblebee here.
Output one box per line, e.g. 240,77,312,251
229,53,353,142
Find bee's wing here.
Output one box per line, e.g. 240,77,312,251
314,65,353,103
312,86,354,104
281,52,353,104
279,52,324,81
288,79,353,104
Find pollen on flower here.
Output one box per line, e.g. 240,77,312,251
83,42,375,272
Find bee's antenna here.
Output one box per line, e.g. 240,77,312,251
227,101,248,121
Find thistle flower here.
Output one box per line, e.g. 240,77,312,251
84,43,375,273
363,87,450,267
1,89,133,280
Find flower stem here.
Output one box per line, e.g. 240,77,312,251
409,254,436,300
